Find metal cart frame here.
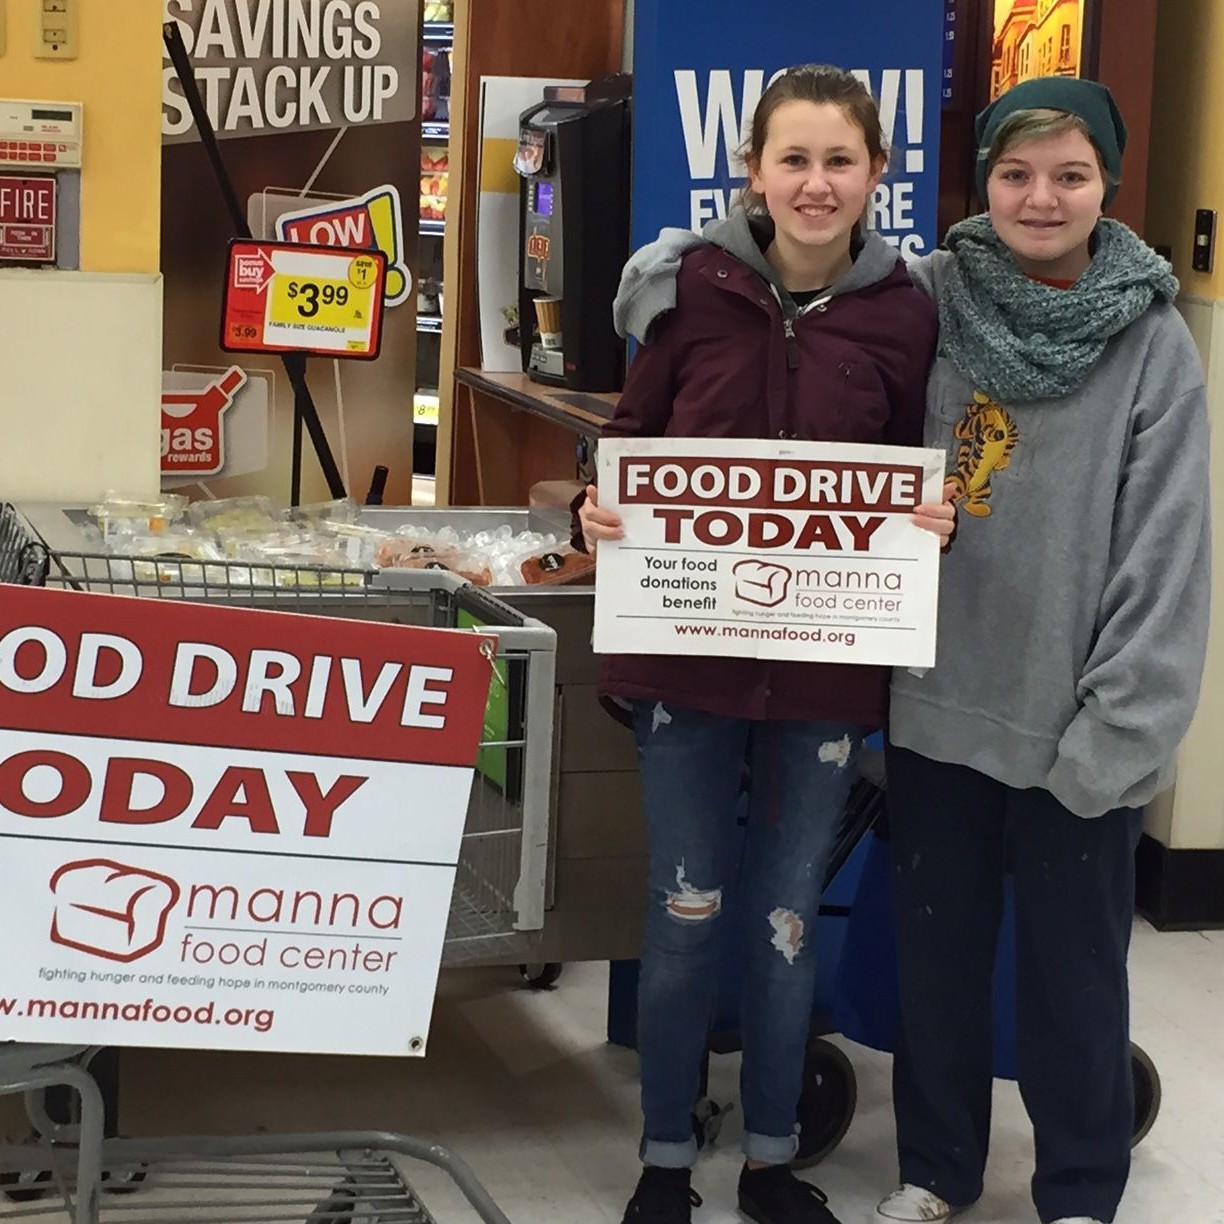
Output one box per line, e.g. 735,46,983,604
0,1041,511,1222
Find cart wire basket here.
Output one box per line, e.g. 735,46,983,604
0,503,551,1223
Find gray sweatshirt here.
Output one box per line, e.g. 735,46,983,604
890,249,1212,818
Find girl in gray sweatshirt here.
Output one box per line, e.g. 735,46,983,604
878,77,1211,1224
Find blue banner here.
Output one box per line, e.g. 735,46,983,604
631,1,944,260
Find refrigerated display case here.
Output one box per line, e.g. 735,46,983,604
415,14,455,488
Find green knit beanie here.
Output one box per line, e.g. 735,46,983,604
974,76,1127,206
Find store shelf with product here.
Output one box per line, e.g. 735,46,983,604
413,272,442,479
423,21,455,44
414,390,441,495
420,144,450,229
415,35,452,483
418,39,450,266
421,36,452,137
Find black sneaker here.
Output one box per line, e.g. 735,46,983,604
622,1166,702,1224
738,1163,843,1224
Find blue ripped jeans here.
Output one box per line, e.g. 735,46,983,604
631,700,863,1168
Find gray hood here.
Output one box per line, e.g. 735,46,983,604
612,206,904,343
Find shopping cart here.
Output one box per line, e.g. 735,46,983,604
0,501,559,1223
0,501,558,970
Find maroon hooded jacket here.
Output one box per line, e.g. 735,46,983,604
581,211,937,728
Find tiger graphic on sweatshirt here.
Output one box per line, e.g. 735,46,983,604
948,391,1020,517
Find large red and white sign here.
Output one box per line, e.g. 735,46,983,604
0,586,493,1056
0,175,55,263
594,437,946,667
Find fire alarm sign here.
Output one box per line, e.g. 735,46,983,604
0,174,55,264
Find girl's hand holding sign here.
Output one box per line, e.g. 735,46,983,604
578,484,624,553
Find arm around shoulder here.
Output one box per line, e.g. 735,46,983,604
901,248,952,302
879,286,939,447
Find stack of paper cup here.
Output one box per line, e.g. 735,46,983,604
534,297,563,349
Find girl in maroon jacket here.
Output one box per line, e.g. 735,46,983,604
577,65,950,1224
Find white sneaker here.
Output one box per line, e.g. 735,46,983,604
875,1185,963,1222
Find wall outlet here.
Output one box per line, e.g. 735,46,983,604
35,0,78,60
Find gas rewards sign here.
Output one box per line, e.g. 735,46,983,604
0,586,493,1056
630,0,943,258
593,438,946,668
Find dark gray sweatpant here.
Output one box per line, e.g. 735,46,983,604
886,744,1143,1224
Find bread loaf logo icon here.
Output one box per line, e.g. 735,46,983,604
732,560,793,608
49,860,181,964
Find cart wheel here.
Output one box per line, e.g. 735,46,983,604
102,1163,149,1194
307,1186,358,1222
792,1037,857,1168
1131,1041,1161,1148
691,1096,733,1151
519,962,563,990
0,1169,53,1203
308,1184,386,1224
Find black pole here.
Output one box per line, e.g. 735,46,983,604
289,356,306,507
163,21,348,503
162,22,248,239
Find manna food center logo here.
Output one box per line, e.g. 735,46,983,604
50,859,181,964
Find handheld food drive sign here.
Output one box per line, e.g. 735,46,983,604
0,586,493,1056
594,438,945,667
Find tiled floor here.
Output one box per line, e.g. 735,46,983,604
99,921,1224,1224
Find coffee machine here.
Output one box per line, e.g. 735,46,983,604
516,74,631,393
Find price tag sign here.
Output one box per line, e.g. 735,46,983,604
220,240,388,360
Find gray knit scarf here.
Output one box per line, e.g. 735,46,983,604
937,213,1179,403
